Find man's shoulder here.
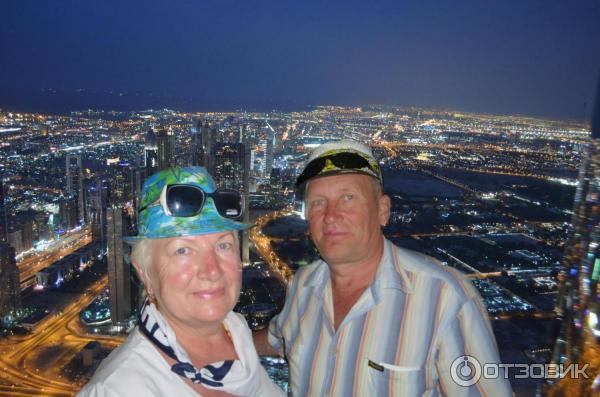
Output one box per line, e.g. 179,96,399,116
289,258,327,287
390,243,478,300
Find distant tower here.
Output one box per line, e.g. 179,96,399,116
548,77,600,395
191,119,202,166
265,131,274,178
242,142,251,264
89,180,108,243
0,177,7,243
106,207,131,326
144,128,158,177
66,154,85,225
213,143,245,189
156,128,175,171
201,122,213,174
0,242,21,324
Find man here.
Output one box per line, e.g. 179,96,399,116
255,140,513,396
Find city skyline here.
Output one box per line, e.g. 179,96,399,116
1,0,599,120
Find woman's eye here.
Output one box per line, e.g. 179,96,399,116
175,247,190,255
218,242,233,250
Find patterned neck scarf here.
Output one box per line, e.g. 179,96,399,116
139,300,234,387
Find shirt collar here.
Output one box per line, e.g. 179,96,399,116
302,238,414,296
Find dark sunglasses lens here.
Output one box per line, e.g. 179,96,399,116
166,185,205,217
331,152,370,169
296,157,326,187
213,190,242,219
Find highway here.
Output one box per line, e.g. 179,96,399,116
0,276,123,396
17,226,92,290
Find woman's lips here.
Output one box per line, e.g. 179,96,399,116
194,287,225,299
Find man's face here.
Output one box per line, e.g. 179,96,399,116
305,173,390,267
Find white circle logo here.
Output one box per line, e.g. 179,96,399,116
450,355,482,387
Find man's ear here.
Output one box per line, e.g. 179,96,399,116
378,194,391,227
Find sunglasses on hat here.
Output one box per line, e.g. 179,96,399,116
295,151,382,188
139,184,243,219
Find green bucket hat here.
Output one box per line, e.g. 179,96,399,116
123,167,251,242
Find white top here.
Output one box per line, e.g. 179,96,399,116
78,311,284,397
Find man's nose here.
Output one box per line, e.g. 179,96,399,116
323,201,339,223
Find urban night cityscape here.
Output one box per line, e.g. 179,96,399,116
1,1,600,396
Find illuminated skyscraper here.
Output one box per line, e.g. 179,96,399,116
66,154,85,224
156,128,175,171
106,207,132,326
201,121,214,174
89,180,108,243
144,128,158,176
191,119,203,166
0,242,21,324
265,130,274,178
548,78,600,395
0,177,7,243
213,143,245,190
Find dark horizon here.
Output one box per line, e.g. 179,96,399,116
1,0,599,122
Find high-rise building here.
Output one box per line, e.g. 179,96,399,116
265,130,275,178
201,121,214,174
0,177,7,243
59,197,78,231
156,128,175,171
191,119,202,167
106,207,132,325
89,180,108,243
242,142,251,265
548,79,600,395
0,243,21,323
213,143,245,190
144,128,158,177
66,154,85,224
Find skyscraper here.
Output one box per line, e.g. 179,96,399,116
0,177,7,243
0,242,21,324
144,128,158,177
201,121,213,174
265,129,274,178
548,78,600,395
106,207,131,326
89,180,108,243
191,119,203,167
65,154,85,224
213,143,245,190
156,128,175,171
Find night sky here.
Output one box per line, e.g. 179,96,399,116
1,0,599,120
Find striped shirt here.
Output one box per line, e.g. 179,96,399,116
268,238,513,396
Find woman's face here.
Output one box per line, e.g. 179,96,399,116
140,231,242,329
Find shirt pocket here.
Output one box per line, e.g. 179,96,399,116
365,359,428,396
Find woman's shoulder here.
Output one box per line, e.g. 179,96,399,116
77,328,173,396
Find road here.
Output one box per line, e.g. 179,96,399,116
17,227,92,290
0,276,123,396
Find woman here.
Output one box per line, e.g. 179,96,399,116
78,167,284,396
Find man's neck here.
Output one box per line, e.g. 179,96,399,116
329,237,385,292
328,237,385,330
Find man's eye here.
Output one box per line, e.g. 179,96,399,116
311,199,324,207
343,194,354,201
